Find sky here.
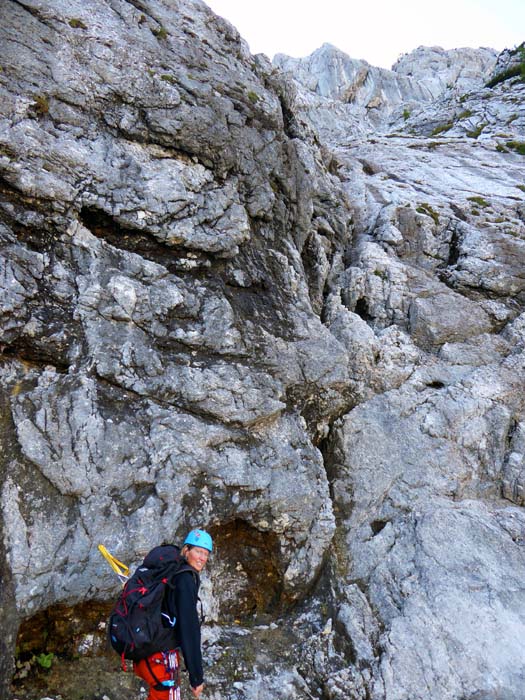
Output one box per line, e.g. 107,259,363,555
204,0,524,69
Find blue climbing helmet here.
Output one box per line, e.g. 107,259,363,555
184,528,213,552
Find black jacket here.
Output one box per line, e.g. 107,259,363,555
163,568,203,688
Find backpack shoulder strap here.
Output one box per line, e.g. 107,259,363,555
168,566,204,623
166,563,199,588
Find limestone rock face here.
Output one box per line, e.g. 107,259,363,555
1,2,525,700
274,43,497,128
274,34,525,700
393,44,498,91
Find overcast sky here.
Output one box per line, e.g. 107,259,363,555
204,0,524,69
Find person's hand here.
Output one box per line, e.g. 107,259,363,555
191,683,204,698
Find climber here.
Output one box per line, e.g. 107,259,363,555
132,529,213,700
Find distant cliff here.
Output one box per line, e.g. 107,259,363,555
1,2,525,699
275,43,497,105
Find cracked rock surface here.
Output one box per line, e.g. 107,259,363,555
1,2,525,699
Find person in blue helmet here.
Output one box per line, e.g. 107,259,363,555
133,529,213,700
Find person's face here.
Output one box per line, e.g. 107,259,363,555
184,545,210,572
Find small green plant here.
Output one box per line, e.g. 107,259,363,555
486,65,523,87
457,109,472,120
496,143,508,153
270,179,280,194
402,108,410,120
416,203,440,225
431,122,453,136
68,18,87,29
466,123,486,139
160,74,176,84
468,196,490,208
511,44,525,58
247,90,259,104
506,141,525,155
35,652,54,670
0,143,15,158
151,26,168,39
516,184,525,193
32,95,49,116
486,44,525,88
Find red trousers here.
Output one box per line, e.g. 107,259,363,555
134,651,180,700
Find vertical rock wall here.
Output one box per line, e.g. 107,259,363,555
0,3,351,694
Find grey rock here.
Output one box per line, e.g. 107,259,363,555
366,501,525,700
408,291,494,349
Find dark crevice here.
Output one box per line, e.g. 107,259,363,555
447,224,462,267
360,161,376,176
208,520,284,622
276,93,302,141
316,421,352,521
285,383,354,445
425,380,446,390
354,297,375,322
301,232,324,316
0,344,70,373
450,203,468,222
0,176,53,211
505,417,519,451
384,172,404,183
3,219,69,257
14,601,113,662
79,206,211,272
370,520,389,535
320,273,337,326
317,431,340,541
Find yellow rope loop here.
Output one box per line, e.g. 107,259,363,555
98,544,130,579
